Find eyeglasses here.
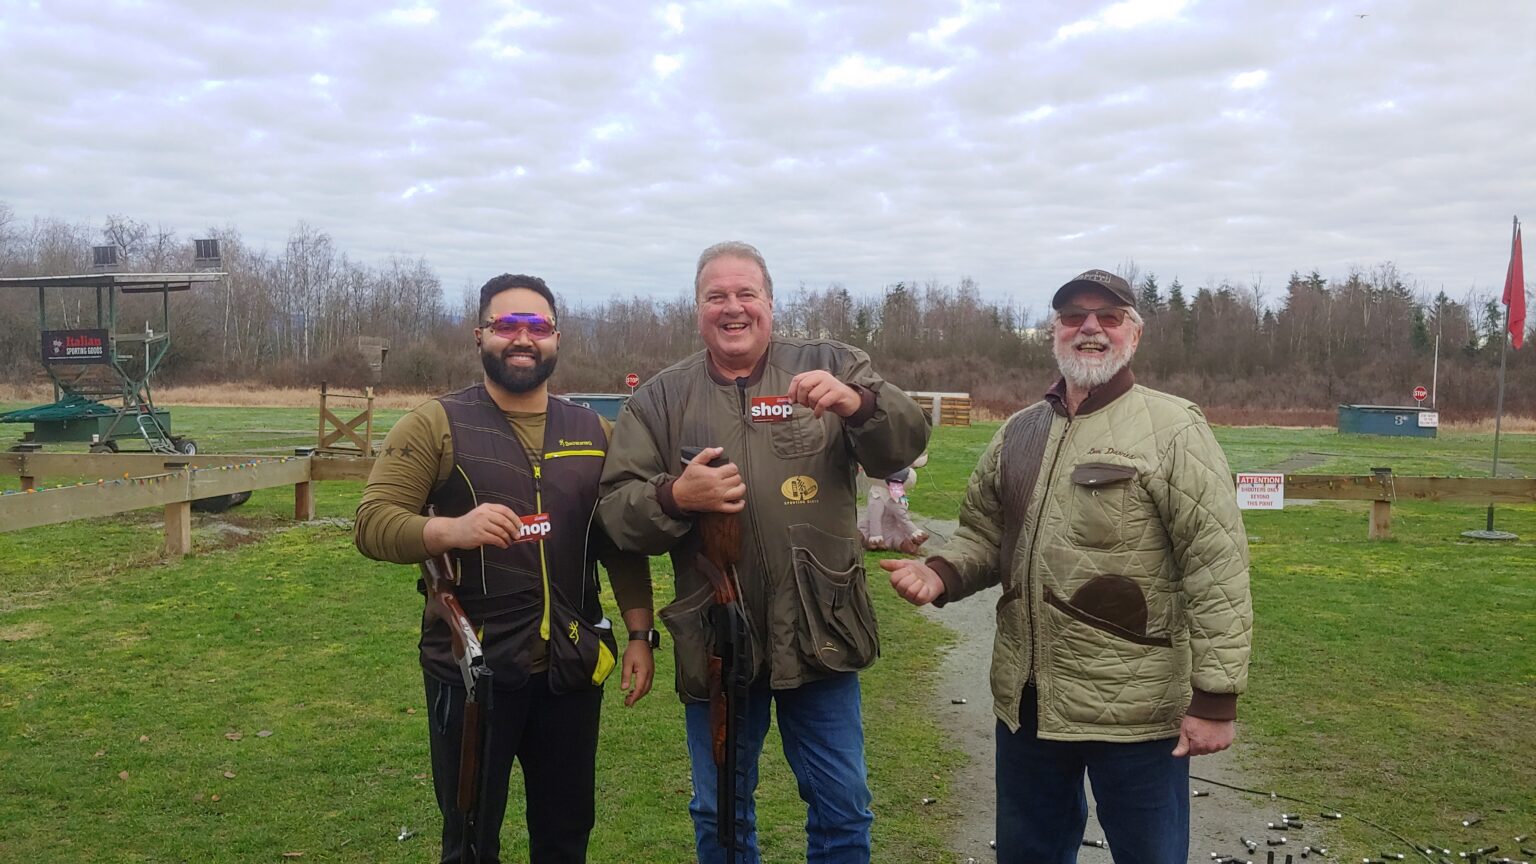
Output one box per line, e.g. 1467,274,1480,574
1058,306,1129,329
481,313,556,340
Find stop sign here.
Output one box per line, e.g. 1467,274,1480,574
625,372,639,389
1412,385,1427,403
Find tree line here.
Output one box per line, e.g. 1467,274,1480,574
1,203,1530,420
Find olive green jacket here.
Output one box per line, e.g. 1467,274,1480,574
597,338,930,700
931,370,1252,741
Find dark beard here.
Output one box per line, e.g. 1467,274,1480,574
482,346,558,393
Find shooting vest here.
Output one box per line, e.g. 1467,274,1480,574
420,384,610,692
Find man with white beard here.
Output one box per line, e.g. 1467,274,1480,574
882,270,1252,864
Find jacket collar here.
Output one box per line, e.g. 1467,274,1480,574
705,342,771,387
1045,365,1135,418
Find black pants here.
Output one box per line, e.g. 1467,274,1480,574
425,671,603,864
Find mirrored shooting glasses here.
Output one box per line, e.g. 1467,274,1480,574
482,312,557,340
1058,306,1129,329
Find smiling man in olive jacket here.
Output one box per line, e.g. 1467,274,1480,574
597,241,929,864
884,269,1252,864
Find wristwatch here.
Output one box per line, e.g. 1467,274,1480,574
628,628,662,649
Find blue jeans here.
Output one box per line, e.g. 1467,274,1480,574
684,673,873,864
995,687,1189,864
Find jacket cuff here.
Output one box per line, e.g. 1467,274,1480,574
1187,689,1238,721
656,477,689,520
845,384,877,427
926,556,963,608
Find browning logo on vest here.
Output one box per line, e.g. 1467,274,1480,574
567,619,580,643
781,475,819,504
515,513,552,543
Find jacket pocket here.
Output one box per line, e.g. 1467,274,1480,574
769,406,829,459
788,523,879,673
546,598,618,695
1040,587,1185,728
658,581,717,702
1066,462,1138,550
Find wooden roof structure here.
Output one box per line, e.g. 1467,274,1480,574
0,272,224,293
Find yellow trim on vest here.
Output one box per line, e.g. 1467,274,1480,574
543,448,605,459
592,640,616,686
533,463,551,641
454,465,486,594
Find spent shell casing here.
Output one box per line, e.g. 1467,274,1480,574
1194,790,1211,797
1081,839,1108,848
1243,838,1260,851
951,697,967,704
1321,812,1343,820
1476,849,1501,857
1382,854,1405,861
1465,817,1485,827
921,797,937,805
1270,823,1292,830
1515,837,1530,844
1266,837,1287,846
1288,821,1307,828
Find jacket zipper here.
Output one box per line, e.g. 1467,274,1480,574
1024,415,1071,693
533,463,551,641
735,377,771,659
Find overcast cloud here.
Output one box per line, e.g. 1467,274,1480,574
2,0,1532,309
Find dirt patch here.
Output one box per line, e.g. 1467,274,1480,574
1269,452,1329,473
909,517,1278,863
0,621,49,641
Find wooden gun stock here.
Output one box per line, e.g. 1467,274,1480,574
421,511,492,864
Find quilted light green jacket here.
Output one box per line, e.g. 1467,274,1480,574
931,370,1252,742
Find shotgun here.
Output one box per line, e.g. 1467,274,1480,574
422,510,494,864
683,447,750,863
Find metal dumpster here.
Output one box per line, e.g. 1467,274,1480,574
1337,404,1438,438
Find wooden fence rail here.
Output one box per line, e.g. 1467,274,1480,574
3,455,1531,554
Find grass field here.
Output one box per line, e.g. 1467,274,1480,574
2,407,1534,861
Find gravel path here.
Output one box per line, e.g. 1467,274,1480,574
908,517,1277,864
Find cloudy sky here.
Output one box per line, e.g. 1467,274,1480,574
2,0,1532,310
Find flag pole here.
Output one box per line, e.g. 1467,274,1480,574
1485,215,1517,531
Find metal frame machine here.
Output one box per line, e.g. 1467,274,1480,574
1,271,223,454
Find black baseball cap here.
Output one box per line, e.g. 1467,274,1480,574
1052,269,1136,309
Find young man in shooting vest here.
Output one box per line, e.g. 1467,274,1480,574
597,242,930,864
356,274,656,864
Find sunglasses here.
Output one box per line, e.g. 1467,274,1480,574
1058,306,1129,329
481,313,556,340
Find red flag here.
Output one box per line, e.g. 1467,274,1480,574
1505,220,1525,350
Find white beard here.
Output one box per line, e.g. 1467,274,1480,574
1054,335,1135,391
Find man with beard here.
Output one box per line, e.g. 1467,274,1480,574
598,241,929,864
356,273,655,864
882,269,1252,864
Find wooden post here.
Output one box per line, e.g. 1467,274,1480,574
1369,500,1392,540
364,386,375,457
164,500,192,557
316,381,329,450
294,481,315,522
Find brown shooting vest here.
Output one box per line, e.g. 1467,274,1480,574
421,385,608,691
